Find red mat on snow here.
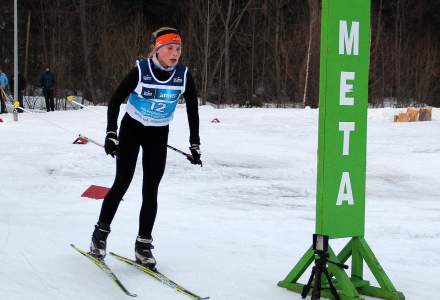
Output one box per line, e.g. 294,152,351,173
81,185,110,200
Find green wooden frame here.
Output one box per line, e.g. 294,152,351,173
278,0,404,299
278,237,405,300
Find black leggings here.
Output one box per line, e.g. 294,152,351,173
98,114,169,238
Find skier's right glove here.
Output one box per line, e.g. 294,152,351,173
104,131,119,158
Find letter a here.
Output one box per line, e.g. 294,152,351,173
336,172,354,205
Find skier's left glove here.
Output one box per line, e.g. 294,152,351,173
188,144,202,166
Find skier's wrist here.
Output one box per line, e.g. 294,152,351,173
106,131,117,138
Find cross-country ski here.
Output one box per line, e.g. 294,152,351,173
70,244,137,297
110,251,209,300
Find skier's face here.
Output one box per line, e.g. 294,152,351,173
157,44,181,68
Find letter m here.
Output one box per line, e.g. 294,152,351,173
339,20,359,55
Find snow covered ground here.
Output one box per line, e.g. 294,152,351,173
0,106,439,300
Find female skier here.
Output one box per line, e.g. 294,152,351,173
89,27,201,269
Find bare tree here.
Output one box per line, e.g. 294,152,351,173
214,0,253,103
78,0,96,102
302,0,319,107
1,0,439,108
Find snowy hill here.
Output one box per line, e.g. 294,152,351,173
0,106,439,300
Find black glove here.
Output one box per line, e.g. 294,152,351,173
104,131,119,158
188,144,202,166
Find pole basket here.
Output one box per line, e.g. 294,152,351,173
73,135,89,145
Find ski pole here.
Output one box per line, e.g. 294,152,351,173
166,144,191,158
78,134,104,148
167,145,203,167
79,134,199,165
67,97,200,165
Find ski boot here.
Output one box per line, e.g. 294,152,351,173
135,236,156,269
90,222,110,260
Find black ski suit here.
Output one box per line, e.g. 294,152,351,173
97,59,200,239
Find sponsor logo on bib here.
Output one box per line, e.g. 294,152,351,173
173,76,183,83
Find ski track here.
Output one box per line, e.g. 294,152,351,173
0,106,439,299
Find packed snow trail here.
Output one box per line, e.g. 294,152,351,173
0,106,439,299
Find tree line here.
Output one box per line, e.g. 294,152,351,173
0,0,439,107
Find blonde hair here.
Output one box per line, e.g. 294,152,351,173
148,27,180,58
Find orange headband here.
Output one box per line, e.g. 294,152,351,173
155,33,182,49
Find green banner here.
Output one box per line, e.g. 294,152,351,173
316,0,371,238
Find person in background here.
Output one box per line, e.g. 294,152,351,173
89,27,202,269
11,72,26,113
0,66,9,114
39,66,56,112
